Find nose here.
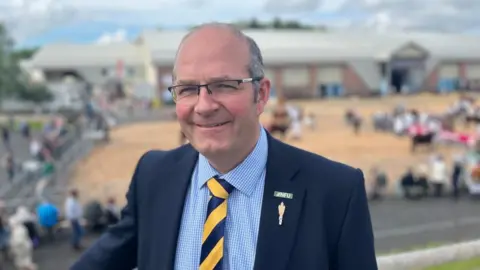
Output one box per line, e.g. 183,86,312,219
194,86,220,115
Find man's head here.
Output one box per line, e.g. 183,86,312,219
70,189,78,198
171,23,271,163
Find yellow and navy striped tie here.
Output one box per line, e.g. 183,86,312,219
199,176,234,270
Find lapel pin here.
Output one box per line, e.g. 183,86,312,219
278,202,286,226
274,191,293,199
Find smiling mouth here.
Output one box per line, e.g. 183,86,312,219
196,121,230,128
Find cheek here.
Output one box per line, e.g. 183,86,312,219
175,104,191,121
223,99,251,118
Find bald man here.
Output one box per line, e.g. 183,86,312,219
71,23,377,270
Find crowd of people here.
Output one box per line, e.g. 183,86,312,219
1,115,71,183
0,189,120,269
368,152,476,200
265,97,316,141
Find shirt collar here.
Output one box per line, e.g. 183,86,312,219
197,126,268,196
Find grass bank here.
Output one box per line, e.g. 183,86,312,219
422,257,480,270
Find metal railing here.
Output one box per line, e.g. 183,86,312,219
1,125,94,213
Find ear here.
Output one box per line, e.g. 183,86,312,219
256,79,271,114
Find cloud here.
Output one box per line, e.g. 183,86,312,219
95,29,128,44
262,0,480,33
3,0,480,47
1,0,77,43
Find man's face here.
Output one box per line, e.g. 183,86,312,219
173,28,270,157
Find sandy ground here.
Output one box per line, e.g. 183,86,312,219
69,93,474,205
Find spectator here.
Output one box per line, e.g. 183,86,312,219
369,166,388,200
104,197,120,226
1,125,10,151
400,167,417,199
12,206,40,248
430,154,448,197
65,189,84,250
84,200,105,232
416,164,430,197
2,151,16,181
36,200,59,241
8,215,37,270
0,201,9,262
451,155,464,200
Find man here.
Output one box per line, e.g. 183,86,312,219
72,23,377,270
36,200,59,241
65,189,84,250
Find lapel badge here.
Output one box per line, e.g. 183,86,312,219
278,201,286,226
274,191,293,199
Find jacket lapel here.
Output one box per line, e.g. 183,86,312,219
254,135,306,270
154,145,198,269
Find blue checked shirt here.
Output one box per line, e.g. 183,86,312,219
174,127,268,270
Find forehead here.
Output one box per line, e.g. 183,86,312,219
174,28,250,80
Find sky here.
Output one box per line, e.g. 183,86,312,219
1,0,479,48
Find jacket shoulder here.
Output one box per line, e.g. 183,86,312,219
279,141,364,190
135,144,196,173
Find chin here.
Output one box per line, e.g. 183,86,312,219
194,140,232,156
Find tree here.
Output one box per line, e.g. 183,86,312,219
0,23,18,103
11,47,38,62
233,18,325,30
16,83,53,104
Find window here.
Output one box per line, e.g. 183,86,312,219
282,67,309,87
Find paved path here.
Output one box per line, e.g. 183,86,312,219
2,197,477,269
371,197,480,254
0,132,33,186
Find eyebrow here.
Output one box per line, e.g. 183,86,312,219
175,75,238,85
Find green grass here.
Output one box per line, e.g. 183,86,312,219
0,119,45,131
422,257,480,270
378,242,446,256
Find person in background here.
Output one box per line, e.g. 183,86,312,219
3,151,16,181
1,125,10,151
400,167,416,199
8,215,37,270
12,206,40,248
104,197,120,226
369,166,388,200
0,201,9,263
36,200,59,241
29,137,43,161
451,155,464,200
430,154,448,197
416,164,430,198
20,120,31,139
65,189,84,250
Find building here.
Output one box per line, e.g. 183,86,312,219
29,29,480,99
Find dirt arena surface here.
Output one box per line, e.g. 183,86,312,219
69,93,473,205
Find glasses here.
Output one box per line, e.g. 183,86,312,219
168,77,262,103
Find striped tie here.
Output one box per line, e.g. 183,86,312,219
199,176,234,270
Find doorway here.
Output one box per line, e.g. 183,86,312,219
390,68,409,93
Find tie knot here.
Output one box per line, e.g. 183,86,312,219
207,176,234,199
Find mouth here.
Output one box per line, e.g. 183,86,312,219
195,121,230,128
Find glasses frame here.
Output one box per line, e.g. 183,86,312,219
167,77,263,103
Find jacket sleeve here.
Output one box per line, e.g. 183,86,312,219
336,169,378,270
70,153,148,270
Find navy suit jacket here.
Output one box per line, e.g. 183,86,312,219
71,133,377,270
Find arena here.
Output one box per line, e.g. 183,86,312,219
68,93,471,204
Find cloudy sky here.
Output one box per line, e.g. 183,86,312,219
1,0,478,48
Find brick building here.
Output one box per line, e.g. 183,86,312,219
29,29,480,99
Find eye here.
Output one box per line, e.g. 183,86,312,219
177,86,198,95
211,81,239,89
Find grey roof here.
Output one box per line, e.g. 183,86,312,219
145,29,480,63
31,29,480,70
31,42,143,68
